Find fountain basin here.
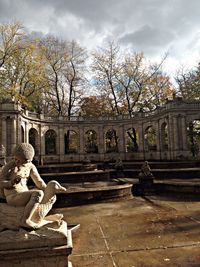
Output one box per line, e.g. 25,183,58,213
55,181,133,207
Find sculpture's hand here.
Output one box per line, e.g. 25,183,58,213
11,176,21,186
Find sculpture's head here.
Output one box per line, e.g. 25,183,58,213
13,143,35,163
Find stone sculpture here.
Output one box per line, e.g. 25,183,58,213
139,161,153,176
0,143,67,231
138,161,154,186
114,157,124,171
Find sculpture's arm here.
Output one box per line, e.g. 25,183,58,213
30,164,47,190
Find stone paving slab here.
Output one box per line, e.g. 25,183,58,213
54,196,200,267
113,246,200,267
72,253,114,267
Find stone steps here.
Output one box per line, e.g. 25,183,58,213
40,170,110,184
117,177,200,196
38,163,97,173
110,168,200,179
37,161,200,199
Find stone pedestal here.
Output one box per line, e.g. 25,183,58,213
139,175,154,186
0,221,73,267
132,174,155,196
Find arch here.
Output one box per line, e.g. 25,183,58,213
125,127,139,152
29,128,39,155
187,120,200,157
160,122,168,150
64,130,78,154
45,129,57,155
85,130,98,153
144,126,157,151
105,129,118,153
21,125,25,143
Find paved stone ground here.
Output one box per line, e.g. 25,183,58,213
54,195,200,267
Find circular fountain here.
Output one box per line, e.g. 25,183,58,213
38,163,133,207
55,181,133,208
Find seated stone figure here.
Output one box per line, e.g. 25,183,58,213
139,161,153,177
114,157,124,171
138,161,154,185
0,143,66,230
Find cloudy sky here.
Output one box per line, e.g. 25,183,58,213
0,0,200,80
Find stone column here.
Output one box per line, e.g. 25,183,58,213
180,115,188,151
40,127,45,157
16,116,21,144
37,125,41,156
173,115,179,151
139,122,146,160
11,116,17,153
117,124,125,158
138,124,143,152
155,121,161,152
1,117,7,152
24,121,29,143
98,125,104,153
97,125,105,161
79,127,84,158
155,120,162,160
59,126,64,162
167,115,174,160
116,124,124,150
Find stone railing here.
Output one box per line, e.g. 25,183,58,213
20,99,200,122
165,100,200,110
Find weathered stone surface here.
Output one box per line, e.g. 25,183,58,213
0,220,68,250
0,220,72,267
0,202,24,230
60,197,200,267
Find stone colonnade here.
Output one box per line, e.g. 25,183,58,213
0,98,200,163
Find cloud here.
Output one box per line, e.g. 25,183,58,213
119,25,176,55
0,0,200,75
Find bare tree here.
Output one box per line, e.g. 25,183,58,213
0,21,25,68
39,37,87,117
91,41,122,115
39,36,68,115
175,64,200,100
91,42,172,150
64,40,88,118
0,22,47,109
